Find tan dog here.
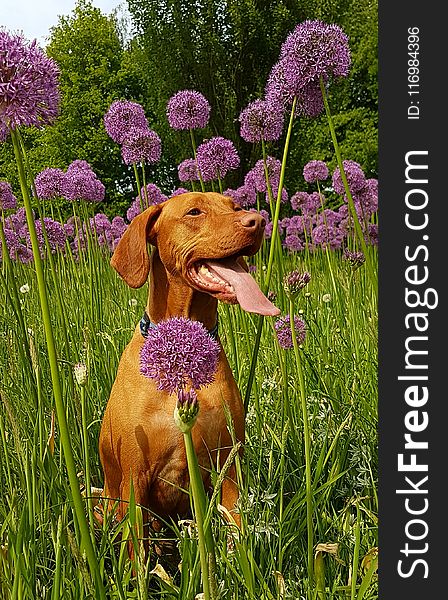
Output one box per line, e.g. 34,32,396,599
98,192,279,544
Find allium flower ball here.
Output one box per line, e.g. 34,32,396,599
66,160,94,173
178,158,200,182
34,168,65,199
170,187,190,197
62,165,105,203
121,127,162,165
126,183,168,222
284,234,304,252
245,156,281,193
104,100,148,144
167,90,211,130
24,217,66,256
343,249,366,269
303,160,329,183
196,137,240,182
332,160,366,195
265,61,325,118
279,20,351,85
0,31,60,130
312,224,344,250
0,181,17,210
0,226,19,260
238,99,284,143
223,185,257,208
140,317,220,393
275,315,307,350
290,191,310,212
283,270,311,296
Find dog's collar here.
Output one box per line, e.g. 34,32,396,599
140,312,219,340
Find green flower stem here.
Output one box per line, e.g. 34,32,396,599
183,429,214,600
351,502,362,600
261,139,284,285
244,96,297,411
10,129,106,600
319,77,377,298
289,297,314,588
17,130,73,366
133,163,144,212
190,128,205,192
141,162,149,206
80,385,94,534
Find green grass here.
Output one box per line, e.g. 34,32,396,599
0,238,377,599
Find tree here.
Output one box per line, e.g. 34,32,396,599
126,0,378,193
0,0,151,219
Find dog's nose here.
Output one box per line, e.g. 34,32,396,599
240,212,266,231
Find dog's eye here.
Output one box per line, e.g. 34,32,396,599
234,205,242,212
186,208,202,216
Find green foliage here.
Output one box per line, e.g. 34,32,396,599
127,0,378,191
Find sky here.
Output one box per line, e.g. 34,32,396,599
0,0,126,46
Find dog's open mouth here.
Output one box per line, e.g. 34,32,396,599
188,257,280,317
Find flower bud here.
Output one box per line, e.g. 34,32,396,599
174,389,199,433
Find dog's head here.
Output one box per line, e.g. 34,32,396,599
111,192,279,316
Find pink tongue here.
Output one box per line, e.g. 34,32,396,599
205,259,280,316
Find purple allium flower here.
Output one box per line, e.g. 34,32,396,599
284,234,304,252
126,183,167,222
15,244,33,263
265,61,324,117
178,158,200,182
110,215,127,243
34,168,65,199
5,207,29,233
244,156,281,193
167,90,211,130
313,209,341,229
0,31,60,130
62,166,105,203
353,178,378,217
283,270,311,296
23,217,66,256
302,191,323,216
0,121,8,142
196,137,240,182
285,215,308,236
303,160,329,183
0,181,17,210
223,185,257,208
265,185,288,205
366,223,378,245
140,317,220,393
290,191,310,212
121,127,162,165
275,315,307,349
343,248,366,269
238,99,284,143
63,215,82,238
279,20,351,85
88,213,111,245
66,160,94,173
0,226,19,260
312,223,344,250
104,100,148,144
332,160,366,196
170,187,190,197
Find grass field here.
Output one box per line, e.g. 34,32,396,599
0,231,378,599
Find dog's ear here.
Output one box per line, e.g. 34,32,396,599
111,203,164,288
